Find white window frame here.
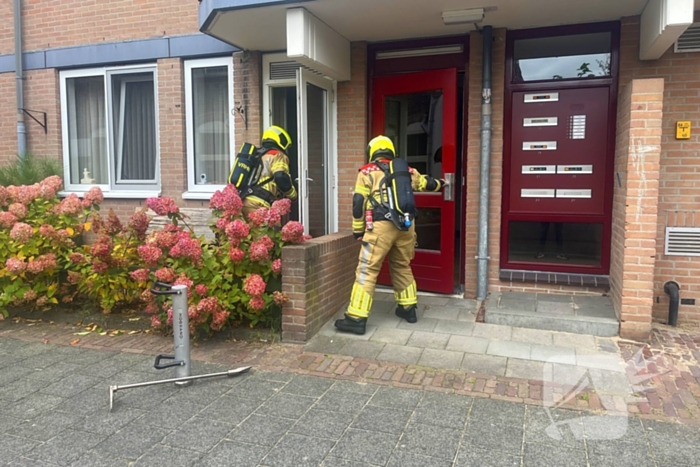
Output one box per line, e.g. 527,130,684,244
59,64,160,197
262,52,339,234
183,56,235,199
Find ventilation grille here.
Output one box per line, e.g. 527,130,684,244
269,61,301,80
675,23,700,53
665,227,700,256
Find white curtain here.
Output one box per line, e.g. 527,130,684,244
117,79,156,181
192,66,230,185
67,76,107,185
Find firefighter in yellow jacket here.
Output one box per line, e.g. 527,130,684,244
335,135,446,335
236,125,298,218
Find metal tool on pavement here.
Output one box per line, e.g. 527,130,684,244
108,281,252,411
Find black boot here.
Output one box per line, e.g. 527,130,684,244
395,305,417,323
335,315,367,335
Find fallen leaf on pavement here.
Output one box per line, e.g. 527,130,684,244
70,338,80,345
42,338,50,344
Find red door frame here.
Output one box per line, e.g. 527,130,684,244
500,21,621,275
371,69,458,294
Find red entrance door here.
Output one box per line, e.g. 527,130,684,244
372,69,458,294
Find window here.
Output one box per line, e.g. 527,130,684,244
513,32,612,82
507,221,603,267
60,65,159,194
184,57,234,196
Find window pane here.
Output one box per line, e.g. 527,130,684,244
112,72,157,182
192,66,230,185
507,221,603,266
305,83,328,238
513,32,611,82
66,76,107,185
271,86,299,222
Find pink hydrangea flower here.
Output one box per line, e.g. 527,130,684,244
266,208,282,226
146,197,180,216
247,208,269,228
259,235,275,250
273,291,288,305
10,222,33,243
243,274,266,296
281,221,305,243
13,184,41,205
40,176,63,199
211,309,230,331
167,308,174,326
195,284,208,296
8,203,27,219
130,268,151,282
92,260,108,274
5,257,26,274
271,259,282,275
0,212,18,228
69,253,86,264
56,194,84,215
215,218,228,232
271,198,292,216
27,261,44,274
154,267,177,283
129,211,150,238
137,245,163,267
39,224,57,239
169,237,203,261
249,240,270,262
83,186,104,205
228,247,245,262
144,302,159,315
210,185,243,217
67,271,83,284
0,186,10,206
23,290,37,301
248,296,265,310
36,253,57,271
151,315,162,328
36,296,48,307
225,220,250,240
91,237,113,260
174,274,194,290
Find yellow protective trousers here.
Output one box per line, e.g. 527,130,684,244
347,221,418,319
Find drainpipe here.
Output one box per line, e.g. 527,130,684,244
14,0,27,158
476,25,493,301
663,281,680,327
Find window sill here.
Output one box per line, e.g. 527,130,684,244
181,191,215,201
58,190,162,199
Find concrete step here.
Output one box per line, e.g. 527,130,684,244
484,292,619,337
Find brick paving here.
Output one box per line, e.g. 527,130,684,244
2,316,700,426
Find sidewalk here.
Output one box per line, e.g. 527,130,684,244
1,314,700,466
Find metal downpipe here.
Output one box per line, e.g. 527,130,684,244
14,0,27,158
476,26,493,301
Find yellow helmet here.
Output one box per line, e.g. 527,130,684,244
262,125,292,151
367,135,395,161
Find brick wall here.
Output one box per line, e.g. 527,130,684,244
336,42,368,232
157,58,187,202
0,74,16,162
610,78,664,341
281,233,360,342
463,29,506,298
618,15,700,325
23,68,62,160
9,0,199,54
233,51,262,149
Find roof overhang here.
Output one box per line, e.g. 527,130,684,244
639,0,695,60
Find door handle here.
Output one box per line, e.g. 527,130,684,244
443,173,455,201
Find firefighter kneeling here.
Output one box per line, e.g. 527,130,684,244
335,135,446,335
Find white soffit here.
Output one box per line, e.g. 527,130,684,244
286,7,351,81
640,0,695,59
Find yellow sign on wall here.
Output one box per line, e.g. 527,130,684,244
676,121,691,140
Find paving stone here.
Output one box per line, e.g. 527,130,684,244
455,447,521,467
290,409,356,440
369,327,413,345
575,351,626,373
351,406,412,434
529,344,577,365
367,312,400,329
511,327,555,345
405,330,450,349
524,407,585,449
470,398,525,427
0,414,23,435
133,444,202,467
552,332,596,350
586,440,655,467
487,340,532,359
447,298,477,308
0,365,36,386
387,451,454,467
523,442,587,467
464,422,523,454
369,386,423,410
335,325,379,341
262,433,335,467
376,343,423,365
412,403,469,430
228,377,285,401
321,458,376,467
91,424,169,460
418,296,451,306
12,410,84,442
397,317,439,332
433,319,474,336
330,429,400,466
330,380,379,395
537,302,575,315
40,373,103,398
337,340,385,359
228,414,295,447
8,456,64,467
471,323,513,340
4,392,65,419
417,348,464,370
537,293,573,303
396,422,461,460
457,309,477,322
0,434,41,464
314,389,372,414
548,363,588,388
27,429,106,466
460,353,507,376
500,299,537,312
505,359,546,380
114,383,181,411
583,415,646,443
257,392,317,419
423,306,461,320
162,417,233,452
248,370,295,383
282,374,334,398
198,440,269,467
72,406,146,436
24,362,82,382
419,391,472,408
446,335,489,354
595,338,619,353
0,375,53,401
69,451,131,467
303,335,348,354
135,400,203,430
198,395,260,425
